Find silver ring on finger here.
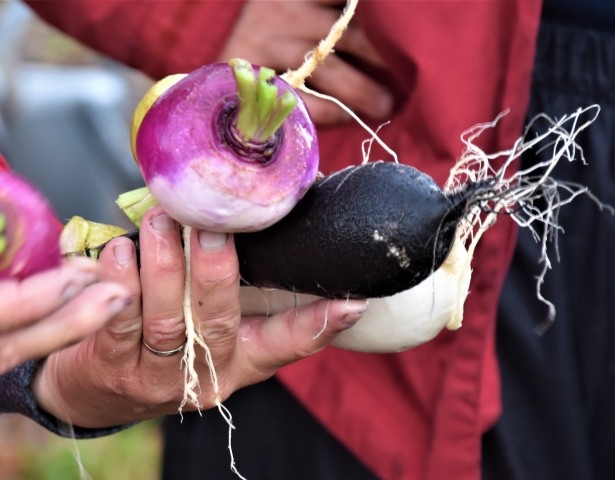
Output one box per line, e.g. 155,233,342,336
141,337,187,357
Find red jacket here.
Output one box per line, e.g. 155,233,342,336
27,2,542,478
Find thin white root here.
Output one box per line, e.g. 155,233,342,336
179,226,245,479
300,85,398,164
312,300,331,340
281,0,359,89
45,355,92,480
361,121,393,163
446,104,613,332
180,225,204,411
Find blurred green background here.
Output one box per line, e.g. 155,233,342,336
0,416,162,480
0,1,163,479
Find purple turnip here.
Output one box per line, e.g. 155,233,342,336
0,160,63,280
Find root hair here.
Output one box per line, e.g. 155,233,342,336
446,104,613,332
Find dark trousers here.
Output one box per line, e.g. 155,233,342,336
162,377,378,480
483,19,615,480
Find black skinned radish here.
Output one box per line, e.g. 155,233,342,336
234,161,474,298
238,106,613,351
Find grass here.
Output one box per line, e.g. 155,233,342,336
2,417,163,480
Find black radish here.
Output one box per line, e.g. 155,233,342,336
234,161,476,299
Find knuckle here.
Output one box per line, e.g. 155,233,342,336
143,314,186,348
139,375,181,405
101,369,132,397
197,270,240,293
201,312,240,344
105,317,142,342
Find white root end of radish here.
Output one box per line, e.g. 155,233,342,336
446,104,613,333
179,226,246,480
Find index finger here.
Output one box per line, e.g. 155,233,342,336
0,257,99,333
93,235,143,366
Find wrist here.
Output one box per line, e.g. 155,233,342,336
31,356,73,424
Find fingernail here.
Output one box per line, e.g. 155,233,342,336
341,300,369,329
151,213,175,231
198,230,228,251
62,281,83,301
62,271,98,301
113,243,134,266
107,296,132,316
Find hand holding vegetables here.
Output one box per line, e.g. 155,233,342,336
32,207,366,428
119,0,365,426
0,157,131,374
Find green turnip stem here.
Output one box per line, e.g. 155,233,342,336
256,67,276,124
229,58,298,144
257,91,298,141
0,213,6,255
116,187,159,227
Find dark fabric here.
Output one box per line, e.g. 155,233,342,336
483,19,615,480
543,0,615,32
162,377,378,480
0,361,43,415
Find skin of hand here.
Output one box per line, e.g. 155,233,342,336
0,258,131,375
31,207,367,429
218,0,394,125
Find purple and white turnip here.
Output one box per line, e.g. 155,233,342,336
0,157,63,280
129,59,319,233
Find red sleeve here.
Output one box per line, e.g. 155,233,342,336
25,0,246,79
0,154,8,172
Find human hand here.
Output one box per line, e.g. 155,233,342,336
32,207,367,429
0,258,130,375
218,0,393,125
